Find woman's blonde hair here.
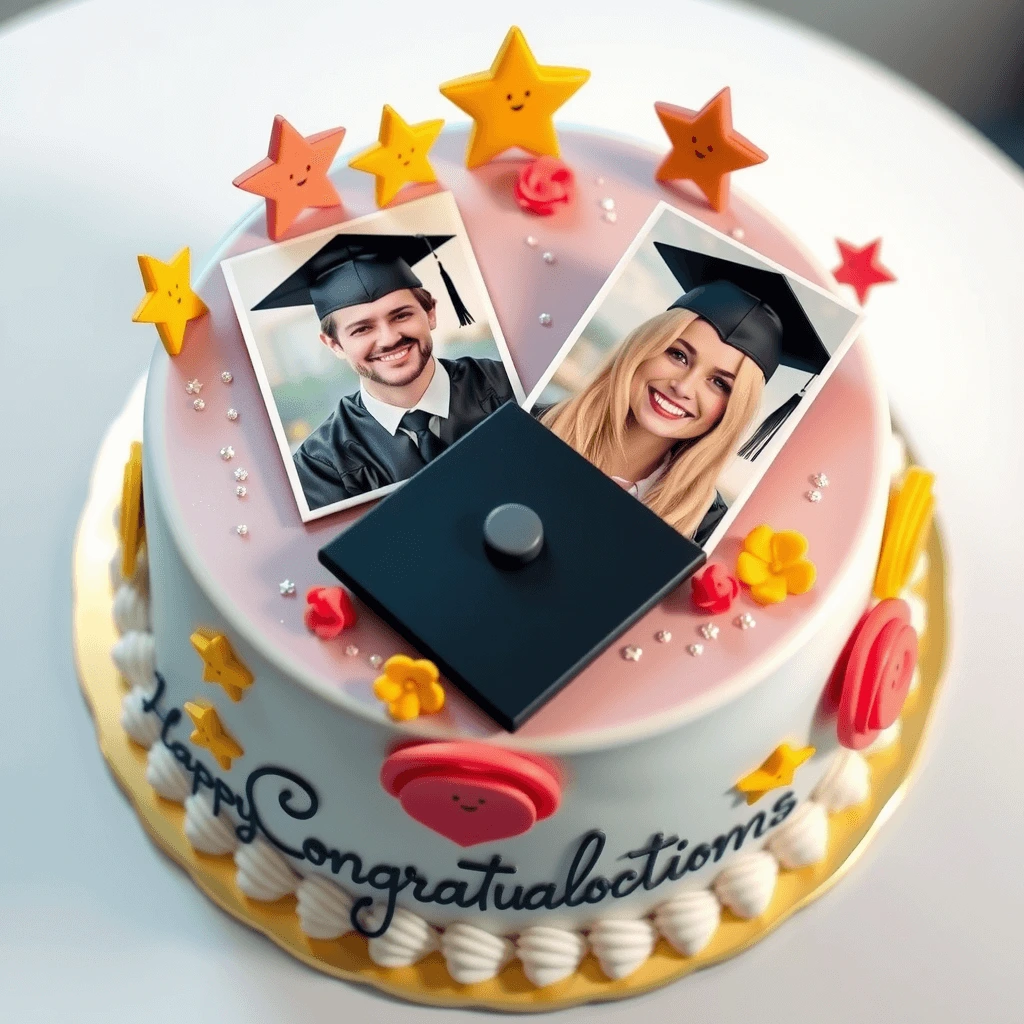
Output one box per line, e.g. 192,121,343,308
541,308,765,537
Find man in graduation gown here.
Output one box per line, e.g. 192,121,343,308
254,233,516,511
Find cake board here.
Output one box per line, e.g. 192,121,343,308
73,379,950,1012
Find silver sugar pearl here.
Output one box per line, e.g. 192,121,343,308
192,398,205,411
236,485,247,498
226,408,239,422
806,489,823,503
621,645,642,662
688,643,704,657
220,446,235,460
811,472,830,488
186,379,202,394
541,251,556,264
236,524,248,537
368,654,384,669
538,313,553,327
234,467,248,481
731,227,746,241
344,644,360,657
603,210,618,223
525,235,538,247
700,622,720,640
655,630,672,643
600,197,616,211
220,371,233,384
279,579,296,596
735,612,756,630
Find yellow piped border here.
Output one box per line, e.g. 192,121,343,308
73,395,950,1012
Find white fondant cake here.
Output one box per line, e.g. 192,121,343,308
107,112,934,997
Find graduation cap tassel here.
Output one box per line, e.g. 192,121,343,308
437,258,475,327
738,378,813,462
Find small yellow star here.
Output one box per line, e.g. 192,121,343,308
118,441,145,579
349,105,445,208
132,247,209,357
190,628,254,702
735,743,815,805
439,26,590,169
184,701,244,771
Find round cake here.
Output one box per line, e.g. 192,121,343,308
95,65,940,1005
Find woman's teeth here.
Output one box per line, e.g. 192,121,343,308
650,388,688,418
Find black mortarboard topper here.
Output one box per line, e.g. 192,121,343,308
253,233,475,326
319,404,705,731
654,241,831,459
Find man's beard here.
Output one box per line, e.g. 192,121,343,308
355,336,433,387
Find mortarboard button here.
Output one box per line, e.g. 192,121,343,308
483,503,544,569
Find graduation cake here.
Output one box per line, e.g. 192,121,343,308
92,25,941,1009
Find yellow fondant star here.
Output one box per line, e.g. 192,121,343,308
118,441,145,580
190,628,254,702
184,701,244,771
349,105,445,208
735,743,815,805
439,26,590,169
132,247,209,357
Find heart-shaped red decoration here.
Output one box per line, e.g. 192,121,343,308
397,772,538,847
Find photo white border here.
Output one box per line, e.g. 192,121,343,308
221,191,525,523
525,200,864,554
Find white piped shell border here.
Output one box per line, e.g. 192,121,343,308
111,512,921,989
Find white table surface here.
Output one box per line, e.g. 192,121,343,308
2,1,1022,1020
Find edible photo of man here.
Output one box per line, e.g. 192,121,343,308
222,191,524,521
526,202,863,553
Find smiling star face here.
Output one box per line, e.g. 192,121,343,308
505,88,531,111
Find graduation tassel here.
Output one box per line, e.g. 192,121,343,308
738,378,814,462
419,233,474,327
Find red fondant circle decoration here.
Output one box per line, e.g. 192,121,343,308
691,562,739,614
381,742,561,847
513,156,576,215
836,599,918,749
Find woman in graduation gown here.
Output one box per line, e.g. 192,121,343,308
541,243,830,547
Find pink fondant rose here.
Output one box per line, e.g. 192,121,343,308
304,586,358,640
513,156,576,215
834,598,918,750
691,562,740,614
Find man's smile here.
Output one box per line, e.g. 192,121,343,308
369,341,417,364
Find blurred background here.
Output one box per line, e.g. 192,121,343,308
2,0,1020,162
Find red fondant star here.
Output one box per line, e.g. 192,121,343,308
233,115,346,240
833,238,896,305
654,88,767,213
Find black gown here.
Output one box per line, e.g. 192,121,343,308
294,356,515,510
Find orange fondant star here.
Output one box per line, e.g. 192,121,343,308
132,248,208,357
735,743,815,805
654,88,768,213
349,105,445,208
233,115,346,240
439,26,590,169
184,701,244,771
833,238,897,305
190,628,254,702
118,441,145,579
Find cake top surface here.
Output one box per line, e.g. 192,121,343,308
147,127,888,751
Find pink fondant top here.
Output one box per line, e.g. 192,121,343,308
152,128,888,750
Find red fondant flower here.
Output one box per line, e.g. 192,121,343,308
691,562,739,614
835,599,918,749
513,156,576,216
304,586,357,640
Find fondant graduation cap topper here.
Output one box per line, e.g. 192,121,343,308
252,233,474,326
318,403,705,731
655,241,830,381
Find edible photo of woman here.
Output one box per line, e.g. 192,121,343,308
526,203,863,553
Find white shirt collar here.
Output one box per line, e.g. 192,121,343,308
359,358,451,436
611,455,670,501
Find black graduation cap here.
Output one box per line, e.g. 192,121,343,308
654,241,830,381
253,233,474,326
654,241,831,460
318,404,705,731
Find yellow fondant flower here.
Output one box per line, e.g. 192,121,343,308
736,525,817,606
373,655,446,722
